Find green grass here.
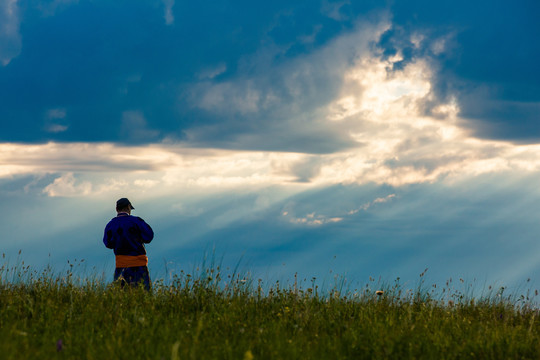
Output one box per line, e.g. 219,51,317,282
1,261,540,359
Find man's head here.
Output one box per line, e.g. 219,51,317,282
116,198,134,213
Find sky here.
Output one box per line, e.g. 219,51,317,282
1,0,540,292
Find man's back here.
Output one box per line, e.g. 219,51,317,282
103,214,154,256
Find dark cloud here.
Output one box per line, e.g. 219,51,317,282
0,0,360,146
458,87,540,142
378,0,540,142
1,0,539,147
280,156,324,182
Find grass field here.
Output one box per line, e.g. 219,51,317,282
1,258,540,359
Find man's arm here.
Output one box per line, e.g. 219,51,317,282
103,224,115,249
136,217,154,243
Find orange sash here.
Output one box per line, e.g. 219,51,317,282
115,255,148,268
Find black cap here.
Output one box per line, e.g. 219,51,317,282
116,198,134,210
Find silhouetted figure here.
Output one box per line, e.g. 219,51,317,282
103,198,154,290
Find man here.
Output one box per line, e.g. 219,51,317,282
103,198,154,290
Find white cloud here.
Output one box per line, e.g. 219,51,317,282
373,194,396,204
134,179,159,188
95,178,130,193
43,172,92,197
46,124,68,133
282,209,343,226
0,0,81,66
429,33,455,56
0,0,22,66
410,33,425,49
44,108,68,133
198,63,227,80
347,194,396,215
0,142,173,178
289,214,343,226
163,0,174,25
46,108,67,119
36,0,78,17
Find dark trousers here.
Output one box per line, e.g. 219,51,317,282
114,266,151,290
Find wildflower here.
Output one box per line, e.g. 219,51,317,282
244,350,254,360
56,339,63,352
448,300,454,307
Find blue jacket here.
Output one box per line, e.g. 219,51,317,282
103,213,154,256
